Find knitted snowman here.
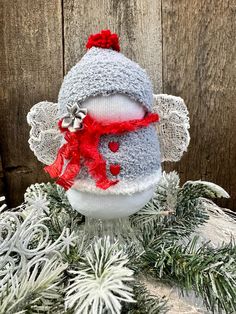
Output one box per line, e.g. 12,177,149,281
27,30,190,219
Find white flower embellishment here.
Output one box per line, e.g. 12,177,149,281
62,102,87,132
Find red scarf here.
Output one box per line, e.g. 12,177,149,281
44,113,159,190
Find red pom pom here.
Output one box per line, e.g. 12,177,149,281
86,29,120,52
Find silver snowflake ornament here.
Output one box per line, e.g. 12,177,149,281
62,102,87,132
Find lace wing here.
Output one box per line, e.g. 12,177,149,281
153,94,190,162
27,101,62,165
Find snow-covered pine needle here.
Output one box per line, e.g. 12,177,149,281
65,237,135,314
0,256,67,314
133,171,180,226
24,183,50,218
0,196,7,212
182,180,230,198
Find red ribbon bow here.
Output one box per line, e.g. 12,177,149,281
44,113,159,190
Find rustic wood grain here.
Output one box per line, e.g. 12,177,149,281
63,0,162,93
162,0,236,209
0,0,63,206
0,155,5,198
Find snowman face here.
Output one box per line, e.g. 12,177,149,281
81,94,146,122
66,94,155,220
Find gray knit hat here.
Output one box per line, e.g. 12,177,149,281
58,30,153,116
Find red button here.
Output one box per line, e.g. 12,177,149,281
108,141,119,153
110,164,121,176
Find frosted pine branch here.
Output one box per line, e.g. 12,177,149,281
182,180,230,199
0,206,77,312
65,237,135,314
0,256,67,314
0,196,7,212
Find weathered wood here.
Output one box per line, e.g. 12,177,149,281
0,155,5,198
0,0,63,206
63,0,162,93
162,0,236,209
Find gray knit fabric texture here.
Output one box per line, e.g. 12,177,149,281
100,126,161,181
58,47,153,116
74,125,162,194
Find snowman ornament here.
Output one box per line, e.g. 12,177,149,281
27,30,190,220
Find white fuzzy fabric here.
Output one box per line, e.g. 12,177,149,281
72,168,162,195
66,186,155,219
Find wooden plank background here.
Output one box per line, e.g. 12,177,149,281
0,0,236,210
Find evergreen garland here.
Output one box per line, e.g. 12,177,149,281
0,172,235,313
142,237,236,313
121,282,168,314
